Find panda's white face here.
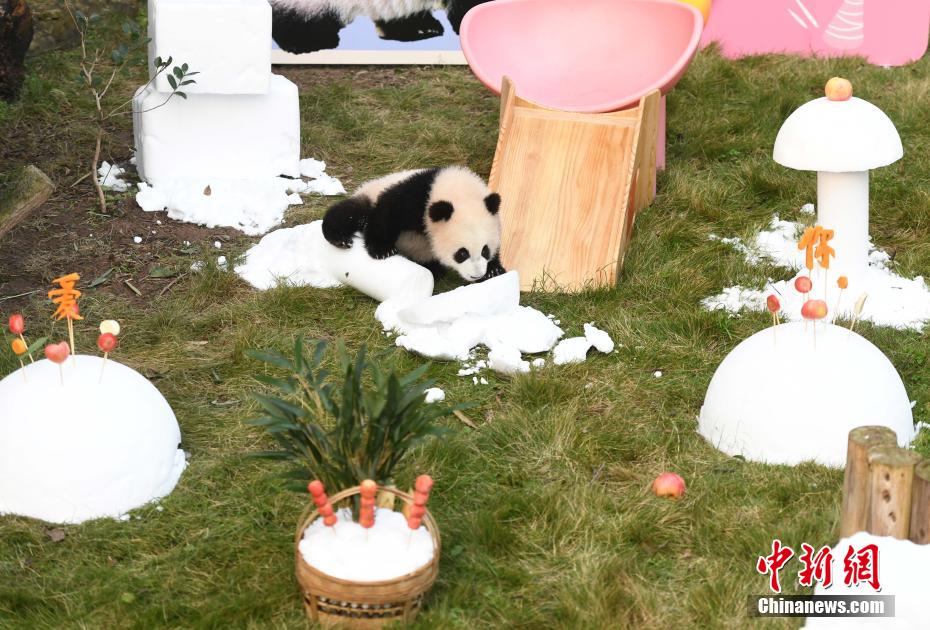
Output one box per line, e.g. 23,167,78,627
426,168,501,282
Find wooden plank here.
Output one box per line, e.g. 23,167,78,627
867,445,922,539
908,460,930,544
494,105,638,292
839,426,897,538
0,165,54,241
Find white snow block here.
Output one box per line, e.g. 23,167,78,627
149,0,272,95
134,74,300,184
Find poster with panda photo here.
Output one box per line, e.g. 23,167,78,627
270,1,495,64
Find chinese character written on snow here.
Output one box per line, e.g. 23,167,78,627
757,541,880,593
797,226,836,270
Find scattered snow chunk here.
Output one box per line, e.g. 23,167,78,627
583,323,615,353
133,236,142,244
553,337,592,365
98,161,130,192
424,388,445,403
487,345,530,375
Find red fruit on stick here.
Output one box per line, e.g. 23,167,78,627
414,475,434,494
409,504,426,520
307,480,337,528
97,333,118,353
413,491,429,506
801,299,829,320
407,517,423,530
766,295,780,313
359,479,377,529
794,276,812,294
8,314,24,335
837,276,849,290
44,342,70,364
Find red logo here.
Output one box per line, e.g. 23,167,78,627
757,540,880,593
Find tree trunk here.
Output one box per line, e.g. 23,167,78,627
0,0,33,102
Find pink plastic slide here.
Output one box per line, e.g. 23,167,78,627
701,0,930,67
460,0,703,167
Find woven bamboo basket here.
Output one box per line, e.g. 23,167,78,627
294,485,441,628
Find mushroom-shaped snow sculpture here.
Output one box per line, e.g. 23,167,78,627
773,78,902,286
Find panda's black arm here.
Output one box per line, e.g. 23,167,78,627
362,204,402,259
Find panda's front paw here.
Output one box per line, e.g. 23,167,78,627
367,244,398,260
479,258,506,282
332,237,354,249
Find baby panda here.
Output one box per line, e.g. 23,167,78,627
322,167,505,283
270,0,493,54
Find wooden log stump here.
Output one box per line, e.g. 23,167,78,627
909,461,930,544
839,426,898,538
867,445,922,539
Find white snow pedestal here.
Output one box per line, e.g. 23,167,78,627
699,322,914,468
804,533,930,630
136,0,300,227
149,0,272,95
0,356,187,524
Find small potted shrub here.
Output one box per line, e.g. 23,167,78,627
247,338,458,627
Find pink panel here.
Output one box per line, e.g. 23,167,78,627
700,0,930,67
461,0,703,112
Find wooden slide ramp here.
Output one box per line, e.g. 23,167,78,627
489,77,660,292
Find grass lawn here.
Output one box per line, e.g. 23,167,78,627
2,8,930,629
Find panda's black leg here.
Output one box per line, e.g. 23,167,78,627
375,11,444,41
362,210,400,260
323,197,371,249
423,260,448,280
445,1,491,33
479,254,506,282
271,6,344,54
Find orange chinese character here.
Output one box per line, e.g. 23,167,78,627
48,273,83,322
797,226,836,270
757,539,795,594
843,544,880,591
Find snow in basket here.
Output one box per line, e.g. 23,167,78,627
0,356,187,524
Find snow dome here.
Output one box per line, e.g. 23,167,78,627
699,322,914,467
0,356,187,523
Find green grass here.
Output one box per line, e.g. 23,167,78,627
3,14,930,629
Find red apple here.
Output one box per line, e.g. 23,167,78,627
825,77,853,101
794,276,812,294
801,299,829,320
307,480,325,497
97,332,118,353
652,472,686,499
415,475,434,494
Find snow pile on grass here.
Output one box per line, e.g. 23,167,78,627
134,159,344,236
235,221,342,289
98,161,131,192
299,507,434,582
804,533,930,629
0,356,187,524
702,212,930,331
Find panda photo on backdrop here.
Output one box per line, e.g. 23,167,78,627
270,0,494,54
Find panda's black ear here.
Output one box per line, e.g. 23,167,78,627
485,193,501,215
428,201,454,222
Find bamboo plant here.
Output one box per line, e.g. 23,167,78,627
246,337,457,494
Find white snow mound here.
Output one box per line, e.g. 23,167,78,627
699,322,914,467
0,356,187,524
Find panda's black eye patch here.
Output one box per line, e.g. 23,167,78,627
481,245,490,259
453,248,469,264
